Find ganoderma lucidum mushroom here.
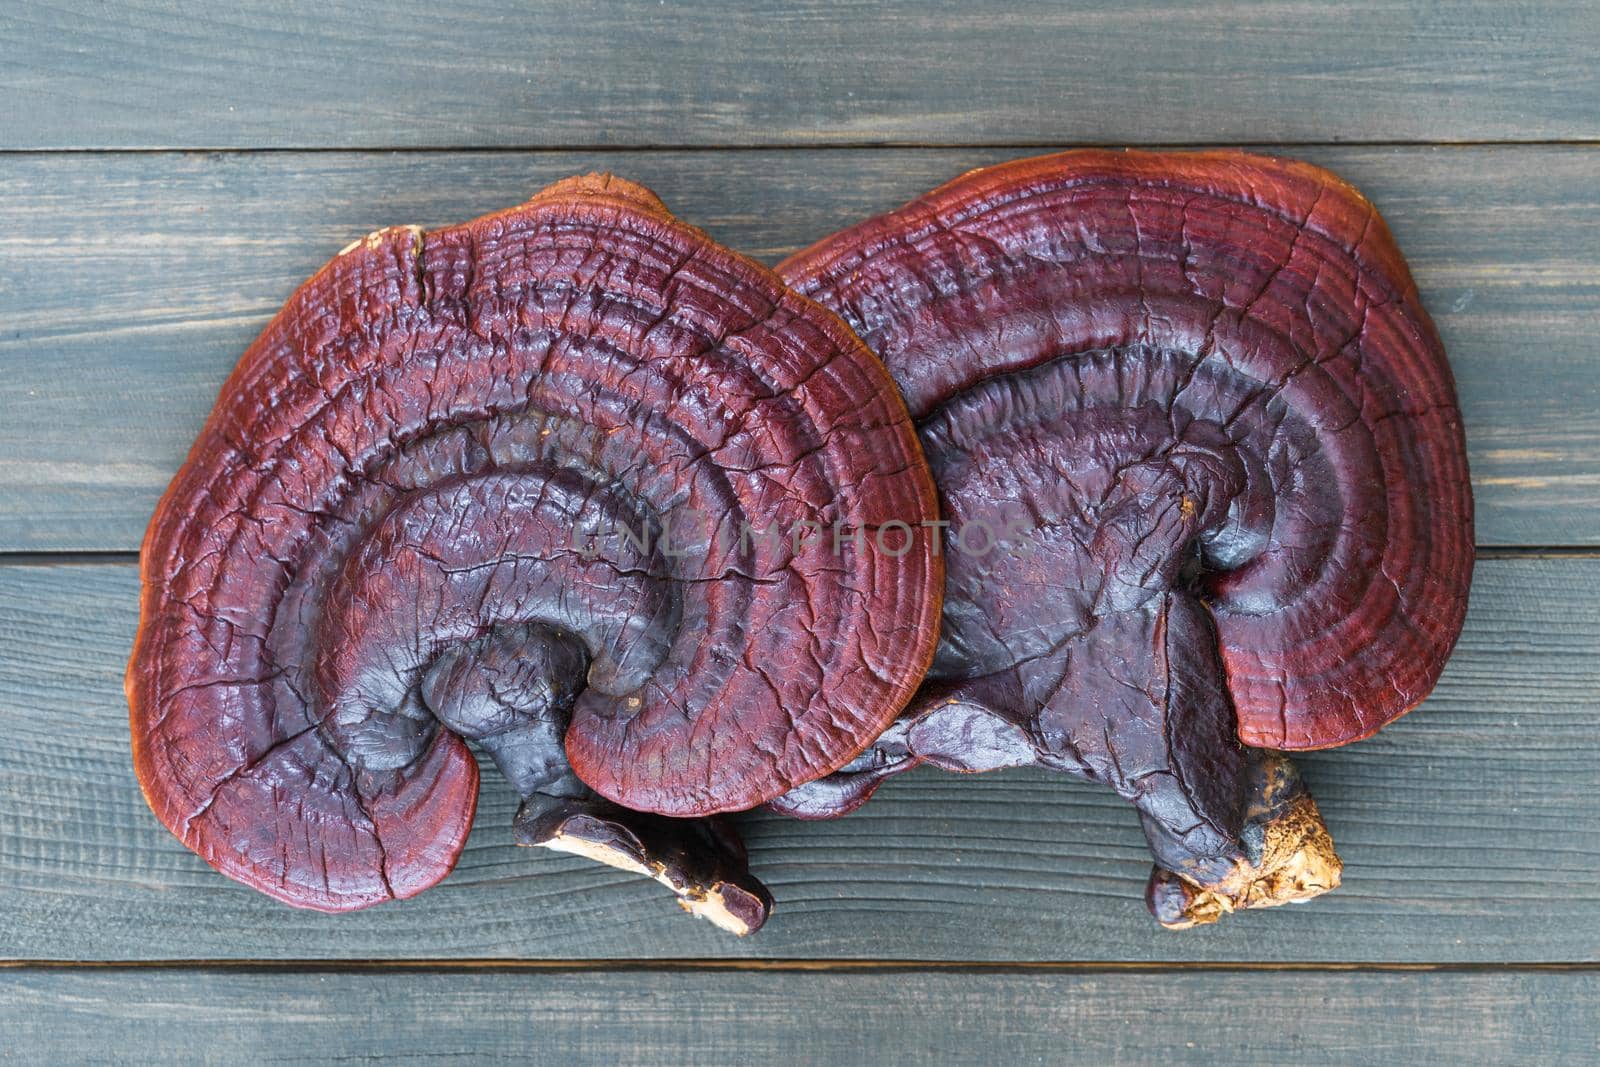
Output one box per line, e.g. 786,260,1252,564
772,149,1474,927
127,174,942,934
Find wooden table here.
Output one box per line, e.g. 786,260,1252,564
2,3,1597,1062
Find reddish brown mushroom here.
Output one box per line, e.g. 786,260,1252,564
773,149,1474,927
127,174,942,933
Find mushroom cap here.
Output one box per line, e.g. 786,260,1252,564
779,149,1473,751
128,174,941,911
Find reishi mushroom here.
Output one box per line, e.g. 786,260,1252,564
772,149,1474,927
127,174,943,933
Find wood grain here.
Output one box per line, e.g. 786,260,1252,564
2,967,1595,1065
1,557,1595,962
3,0,1594,1046
1,146,1596,552
2,1,1597,150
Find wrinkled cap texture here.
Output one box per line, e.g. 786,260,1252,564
128,174,942,911
779,149,1473,752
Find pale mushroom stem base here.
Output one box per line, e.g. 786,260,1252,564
476,724,774,936
1145,754,1342,929
516,795,773,936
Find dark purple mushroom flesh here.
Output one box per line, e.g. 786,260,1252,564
773,150,1474,927
128,174,943,934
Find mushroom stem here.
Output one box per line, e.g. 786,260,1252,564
773,600,1343,928
1145,754,1342,929
516,795,773,936
422,625,772,934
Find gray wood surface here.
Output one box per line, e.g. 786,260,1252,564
3,2,1597,1055
2,145,1597,552
3,1,1597,149
2,556,1594,963
1,966,1594,1065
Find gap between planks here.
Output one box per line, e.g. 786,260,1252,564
1,960,1597,974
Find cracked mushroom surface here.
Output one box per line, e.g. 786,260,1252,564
774,149,1474,927
127,174,942,925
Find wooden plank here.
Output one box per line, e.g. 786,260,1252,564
2,1,1597,149
1,967,1595,1065
0,145,1595,551
0,556,1594,962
